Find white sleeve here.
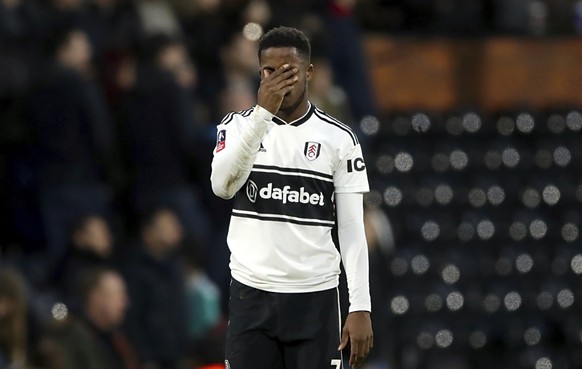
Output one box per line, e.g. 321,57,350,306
210,105,274,199
336,192,371,313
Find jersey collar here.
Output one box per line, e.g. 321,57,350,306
272,102,315,127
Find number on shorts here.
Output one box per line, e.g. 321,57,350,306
331,359,341,369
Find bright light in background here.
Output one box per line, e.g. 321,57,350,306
391,295,409,314
504,291,522,311
435,329,453,348
360,115,380,135
516,253,534,273
571,254,582,274
242,22,263,41
557,288,574,308
524,327,542,346
516,112,534,133
383,186,402,207
487,185,505,206
435,184,453,205
394,152,414,172
462,112,481,133
421,221,440,241
412,112,431,133
542,184,560,205
446,291,464,311
450,150,468,170
501,147,520,168
51,302,68,320
411,254,430,274
535,357,552,369
553,146,571,167
442,264,460,284
476,219,495,240
530,219,548,239
566,110,582,131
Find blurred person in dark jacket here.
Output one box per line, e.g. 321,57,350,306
119,33,209,245
36,267,140,369
25,24,117,287
121,207,189,369
55,214,117,313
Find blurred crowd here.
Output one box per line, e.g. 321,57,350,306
358,0,582,37
3,1,581,369
0,0,382,368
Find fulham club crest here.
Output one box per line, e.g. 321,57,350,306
304,141,321,161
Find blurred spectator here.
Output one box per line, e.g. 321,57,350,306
134,0,182,37
182,237,222,340
318,0,379,125
24,24,117,287
0,267,30,369
0,0,45,98
182,236,224,369
55,214,117,313
121,208,189,369
171,0,231,124
118,33,209,243
36,267,139,369
309,56,353,123
217,78,256,118
80,0,144,95
219,30,260,88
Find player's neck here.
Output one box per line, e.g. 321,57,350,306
276,100,310,124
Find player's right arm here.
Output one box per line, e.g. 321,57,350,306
210,64,298,199
210,106,273,199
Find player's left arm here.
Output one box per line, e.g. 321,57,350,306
336,192,373,368
334,141,373,368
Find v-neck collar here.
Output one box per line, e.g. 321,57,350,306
272,102,314,127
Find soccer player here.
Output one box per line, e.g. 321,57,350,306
211,26,373,369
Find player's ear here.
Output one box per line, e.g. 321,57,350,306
306,64,314,82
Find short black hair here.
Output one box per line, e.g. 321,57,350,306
258,26,311,62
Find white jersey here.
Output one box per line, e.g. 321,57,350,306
212,103,369,294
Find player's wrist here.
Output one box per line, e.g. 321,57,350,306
254,104,276,120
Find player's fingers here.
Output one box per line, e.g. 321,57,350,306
273,75,298,92
338,329,349,351
265,64,291,80
269,67,298,85
352,336,373,368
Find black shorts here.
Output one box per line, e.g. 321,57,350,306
225,279,343,369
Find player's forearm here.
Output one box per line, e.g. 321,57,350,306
211,105,274,199
336,192,372,313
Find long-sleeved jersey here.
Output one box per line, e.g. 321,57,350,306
211,103,371,311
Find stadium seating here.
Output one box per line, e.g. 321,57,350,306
361,108,582,369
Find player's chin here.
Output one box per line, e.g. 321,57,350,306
280,96,294,107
